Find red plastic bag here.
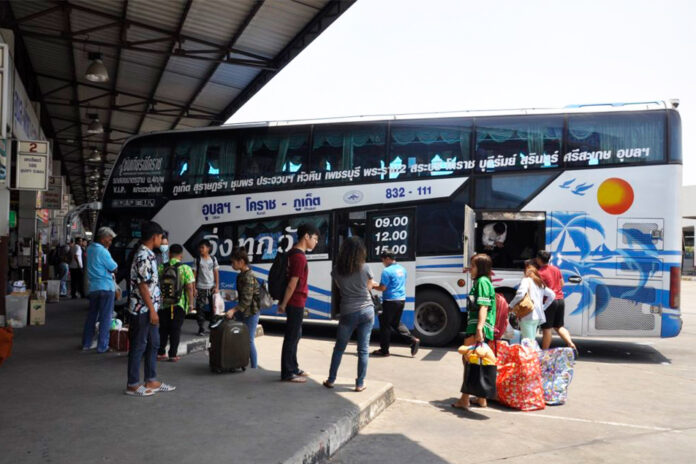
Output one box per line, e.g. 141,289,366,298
488,339,512,366
496,343,545,411
0,327,14,366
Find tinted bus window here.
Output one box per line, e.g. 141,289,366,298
390,119,472,180
312,124,386,176
475,115,562,173
474,172,554,209
668,110,682,163
566,111,665,167
238,128,310,178
106,136,169,209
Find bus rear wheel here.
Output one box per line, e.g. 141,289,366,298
414,289,461,347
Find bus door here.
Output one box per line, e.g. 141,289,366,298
463,205,476,288
330,208,417,326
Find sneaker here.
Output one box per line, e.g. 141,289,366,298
410,338,421,357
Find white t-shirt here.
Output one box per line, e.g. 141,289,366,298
196,256,219,289
70,245,83,269
482,223,507,247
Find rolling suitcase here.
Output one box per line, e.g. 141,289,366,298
209,319,250,373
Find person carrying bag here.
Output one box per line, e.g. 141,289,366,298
459,343,497,400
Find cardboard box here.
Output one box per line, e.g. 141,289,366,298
29,299,46,326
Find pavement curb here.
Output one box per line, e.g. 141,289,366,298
177,324,265,356
283,381,395,464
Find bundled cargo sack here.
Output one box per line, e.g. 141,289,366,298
488,339,512,366
496,339,545,411
539,347,575,405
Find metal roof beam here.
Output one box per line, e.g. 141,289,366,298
13,4,64,25
51,1,270,61
135,0,193,134
103,1,129,176
170,0,266,130
60,1,86,204
214,0,357,124
45,101,220,120
20,30,274,68
41,82,72,98
35,72,219,115
71,20,121,37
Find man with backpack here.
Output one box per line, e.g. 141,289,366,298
193,239,219,336
274,223,320,383
157,244,195,362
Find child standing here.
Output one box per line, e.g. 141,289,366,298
193,239,219,336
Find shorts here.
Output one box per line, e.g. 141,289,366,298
541,299,565,329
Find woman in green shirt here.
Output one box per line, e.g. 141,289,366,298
453,253,496,409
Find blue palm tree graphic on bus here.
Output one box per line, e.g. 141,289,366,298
547,212,660,317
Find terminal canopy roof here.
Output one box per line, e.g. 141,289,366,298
1,0,355,204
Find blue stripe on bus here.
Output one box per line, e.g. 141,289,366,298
416,264,463,269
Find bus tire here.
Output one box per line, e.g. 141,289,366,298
413,289,461,347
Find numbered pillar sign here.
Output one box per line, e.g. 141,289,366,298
366,209,416,262
13,140,50,191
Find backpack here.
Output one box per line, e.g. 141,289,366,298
494,292,510,340
267,249,300,301
161,262,184,307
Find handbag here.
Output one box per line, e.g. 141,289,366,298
258,282,274,309
512,292,534,319
461,343,497,399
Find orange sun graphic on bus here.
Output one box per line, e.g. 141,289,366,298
597,178,634,215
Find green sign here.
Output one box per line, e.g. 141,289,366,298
9,210,16,228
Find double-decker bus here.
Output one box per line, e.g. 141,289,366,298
99,101,683,346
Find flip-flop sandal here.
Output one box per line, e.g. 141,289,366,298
124,385,154,397
168,357,181,362
153,383,176,392
296,370,310,377
157,355,168,361
322,380,334,389
355,385,367,392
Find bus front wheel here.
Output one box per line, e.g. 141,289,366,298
413,289,461,347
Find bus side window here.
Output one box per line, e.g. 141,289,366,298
312,124,386,174
566,111,666,167
390,120,472,180
239,130,309,177
475,115,562,173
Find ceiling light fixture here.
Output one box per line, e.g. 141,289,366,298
87,113,103,135
85,52,109,82
87,147,102,162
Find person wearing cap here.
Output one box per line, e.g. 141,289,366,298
81,227,119,353
372,249,420,357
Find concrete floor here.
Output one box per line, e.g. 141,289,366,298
3,282,695,463
0,300,393,464
328,282,696,464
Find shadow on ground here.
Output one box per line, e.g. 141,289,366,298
328,433,452,463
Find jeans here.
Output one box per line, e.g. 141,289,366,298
378,300,415,353
70,268,84,297
519,319,540,341
127,312,160,387
59,263,69,295
235,311,260,368
281,305,305,379
82,290,115,353
328,307,375,388
158,306,186,358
